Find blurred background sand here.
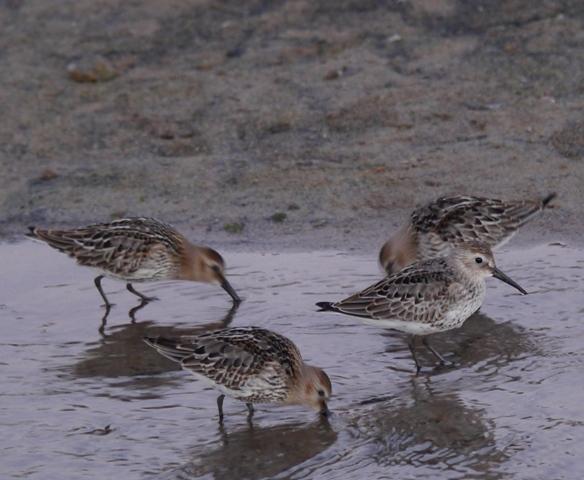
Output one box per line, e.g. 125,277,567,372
0,0,581,249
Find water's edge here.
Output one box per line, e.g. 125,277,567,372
1,242,583,479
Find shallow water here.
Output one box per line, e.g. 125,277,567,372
1,241,583,479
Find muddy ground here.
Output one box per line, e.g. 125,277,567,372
0,0,582,251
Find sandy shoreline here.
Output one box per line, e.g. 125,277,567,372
0,1,582,249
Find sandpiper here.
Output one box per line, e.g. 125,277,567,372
144,327,332,421
379,193,556,274
27,217,240,308
317,242,527,373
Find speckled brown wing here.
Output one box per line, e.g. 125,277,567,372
145,328,302,393
413,196,548,249
29,217,184,277
331,259,455,323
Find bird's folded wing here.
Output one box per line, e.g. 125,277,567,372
333,262,453,322
180,328,299,390
435,199,542,246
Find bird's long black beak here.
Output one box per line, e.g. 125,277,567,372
492,267,527,295
220,275,241,304
319,401,330,417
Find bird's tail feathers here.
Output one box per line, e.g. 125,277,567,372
316,301,336,312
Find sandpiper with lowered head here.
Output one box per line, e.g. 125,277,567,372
27,217,240,309
379,193,556,274
317,242,527,374
144,327,332,421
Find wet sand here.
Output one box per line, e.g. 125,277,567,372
0,0,582,250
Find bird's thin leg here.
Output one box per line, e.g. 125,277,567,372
217,394,225,422
408,335,422,375
422,337,449,366
246,403,254,421
98,305,111,335
126,283,158,302
128,299,149,323
94,275,113,308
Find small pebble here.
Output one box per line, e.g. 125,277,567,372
67,55,118,83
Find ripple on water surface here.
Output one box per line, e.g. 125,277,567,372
0,242,583,479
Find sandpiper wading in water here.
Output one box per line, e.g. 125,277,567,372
144,327,332,421
318,242,527,373
27,217,241,310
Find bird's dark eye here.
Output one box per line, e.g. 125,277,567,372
318,389,325,397
211,265,221,273
475,257,483,264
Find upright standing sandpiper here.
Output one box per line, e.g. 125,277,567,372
318,242,527,373
144,327,332,421
379,193,556,274
28,217,240,309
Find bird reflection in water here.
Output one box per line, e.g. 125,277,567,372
355,378,508,477
98,295,147,333
72,303,240,385
381,310,537,375
99,294,158,333
164,417,336,480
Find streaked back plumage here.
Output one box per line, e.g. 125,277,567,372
28,217,186,280
319,244,497,334
380,193,556,274
144,327,304,403
324,259,476,331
